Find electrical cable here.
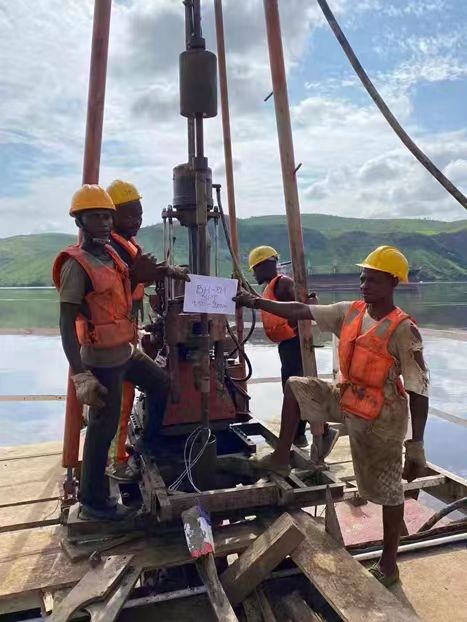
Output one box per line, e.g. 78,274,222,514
316,0,467,211
168,425,211,493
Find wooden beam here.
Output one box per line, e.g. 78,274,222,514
221,513,304,607
86,565,141,622
0,521,264,606
49,555,133,622
324,487,344,546
196,553,238,622
290,510,420,622
282,591,323,621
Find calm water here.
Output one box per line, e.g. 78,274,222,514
0,285,466,479
1,282,467,330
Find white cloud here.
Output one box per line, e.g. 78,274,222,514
1,0,467,239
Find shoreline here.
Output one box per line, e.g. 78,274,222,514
1,326,467,340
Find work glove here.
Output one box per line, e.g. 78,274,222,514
402,440,427,482
131,252,161,284
72,371,108,409
233,287,260,309
167,265,191,282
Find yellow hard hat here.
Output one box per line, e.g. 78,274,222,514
69,184,116,216
106,179,142,206
357,245,409,283
248,245,279,271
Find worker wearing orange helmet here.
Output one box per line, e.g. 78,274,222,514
235,246,430,588
248,245,339,459
52,185,183,521
104,180,188,482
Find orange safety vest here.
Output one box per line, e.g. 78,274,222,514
52,244,136,348
338,300,409,420
261,274,297,343
110,231,145,303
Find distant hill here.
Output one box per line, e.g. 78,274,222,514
1,214,467,286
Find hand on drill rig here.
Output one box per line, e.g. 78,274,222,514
233,286,261,309
131,252,190,284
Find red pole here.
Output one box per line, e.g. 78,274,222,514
263,0,323,435
62,0,112,470
82,0,112,185
214,0,245,359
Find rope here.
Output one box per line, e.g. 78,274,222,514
316,0,467,211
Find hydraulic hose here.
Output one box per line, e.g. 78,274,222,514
316,0,467,211
417,497,467,533
213,184,256,294
225,318,253,382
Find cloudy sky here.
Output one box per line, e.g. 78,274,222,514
1,0,467,237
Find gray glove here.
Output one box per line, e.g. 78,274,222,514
167,265,190,282
72,371,108,409
402,440,427,482
233,287,260,309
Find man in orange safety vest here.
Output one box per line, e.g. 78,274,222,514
53,185,187,520
104,179,188,481
234,246,429,588
248,245,339,460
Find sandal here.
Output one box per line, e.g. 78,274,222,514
368,563,400,588
250,454,291,478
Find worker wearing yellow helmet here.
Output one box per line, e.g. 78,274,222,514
248,245,339,457
235,245,429,588
51,185,183,521
104,180,189,482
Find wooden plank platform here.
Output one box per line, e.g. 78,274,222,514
0,432,466,619
395,544,467,622
0,520,264,609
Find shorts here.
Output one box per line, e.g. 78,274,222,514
287,376,408,506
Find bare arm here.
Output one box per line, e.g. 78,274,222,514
408,392,428,442
233,286,313,321
258,297,313,320
59,303,85,374
275,276,299,327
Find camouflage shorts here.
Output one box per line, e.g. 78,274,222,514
287,376,408,506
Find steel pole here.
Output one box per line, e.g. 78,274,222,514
214,0,244,350
82,0,112,184
63,0,112,471
263,1,322,416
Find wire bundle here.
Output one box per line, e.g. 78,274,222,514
168,425,211,493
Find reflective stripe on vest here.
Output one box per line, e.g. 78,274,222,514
52,244,136,348
261,274,297,343
110,231,145,302
338,300,410,420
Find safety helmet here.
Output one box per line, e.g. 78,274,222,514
106,180,142,206
248,245,279,271
69,185,116,217
357,246,409,283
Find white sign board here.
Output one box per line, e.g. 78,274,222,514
183,274,238,315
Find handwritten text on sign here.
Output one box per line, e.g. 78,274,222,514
183,274,238,315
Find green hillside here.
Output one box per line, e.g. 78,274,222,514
1,214,467,286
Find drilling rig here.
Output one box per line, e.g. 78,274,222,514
127,0,254,513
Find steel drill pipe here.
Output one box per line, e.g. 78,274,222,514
63,0,112,469
214,0,244,352
82,0,112,184
262,0,319,380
